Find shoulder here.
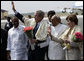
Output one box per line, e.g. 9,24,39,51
41,19,48,25
60,24,68,29
19,25,25,29
8,28,13,35
30,19,36,24
8,27,13,32
75,25,81,29
75,25,82,32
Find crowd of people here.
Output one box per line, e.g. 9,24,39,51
1,1,83,60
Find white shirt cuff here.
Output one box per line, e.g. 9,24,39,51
15,11,18,15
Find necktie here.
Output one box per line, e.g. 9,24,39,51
33,22,40,39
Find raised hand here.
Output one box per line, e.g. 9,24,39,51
11,1,16,12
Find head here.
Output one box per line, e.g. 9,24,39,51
28,15,31,19
34,10,45,23
11,17,19,28
7,17,11,22
51,15,61,26
66,14,78,28
47,10,56,22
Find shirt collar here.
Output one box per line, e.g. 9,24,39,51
54,23,61,28
12,25,20,30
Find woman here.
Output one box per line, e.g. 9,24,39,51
48,14,83,60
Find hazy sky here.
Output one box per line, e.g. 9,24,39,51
1,1,80,14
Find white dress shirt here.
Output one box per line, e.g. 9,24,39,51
7,25,28,60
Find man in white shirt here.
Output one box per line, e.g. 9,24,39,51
48,15,68,60
11,1,49,60
6,17,28,60
44,10,56,60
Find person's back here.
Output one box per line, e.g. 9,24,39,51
1,28,8,60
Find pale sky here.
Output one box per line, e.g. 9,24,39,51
1,1,80,14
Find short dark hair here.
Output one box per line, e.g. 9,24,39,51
28,15,31,19
66,14,78,25
47,10,56,17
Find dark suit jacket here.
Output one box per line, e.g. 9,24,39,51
15,12,24,23
1,28,8,60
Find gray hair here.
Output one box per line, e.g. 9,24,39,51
52,15,61,23
36,10,45,18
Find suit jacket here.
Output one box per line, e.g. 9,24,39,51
15,12,48,41
1,28,8,60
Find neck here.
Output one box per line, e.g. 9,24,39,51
53,23,59,27
70,24,76,29
36,20,41,23
14,25,19,28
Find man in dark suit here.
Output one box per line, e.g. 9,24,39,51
1,28,8,60
11,1,48,60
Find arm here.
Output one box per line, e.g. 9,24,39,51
11,1,24,23
6,31,11,60
51,35,64,43
7,51,10,60
69,42,79,48
4,23,7,30
48,27,64,43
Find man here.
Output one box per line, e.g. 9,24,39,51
28,15,32,19
47,10,56,24
45,10,56,60
11,1,48,60
6,17,28,60
48,15,68,60
4,17,13,32
1,28,7,60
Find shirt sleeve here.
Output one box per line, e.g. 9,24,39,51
14,11,31,27
14,11,24,23
15,11,18,14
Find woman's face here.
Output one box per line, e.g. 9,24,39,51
66,19,75,28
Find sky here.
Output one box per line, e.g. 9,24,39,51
1,1,82,14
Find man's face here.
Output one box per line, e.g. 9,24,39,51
12,18,19,28
51,16,59,26
34,12,42,23
48,15,52,22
